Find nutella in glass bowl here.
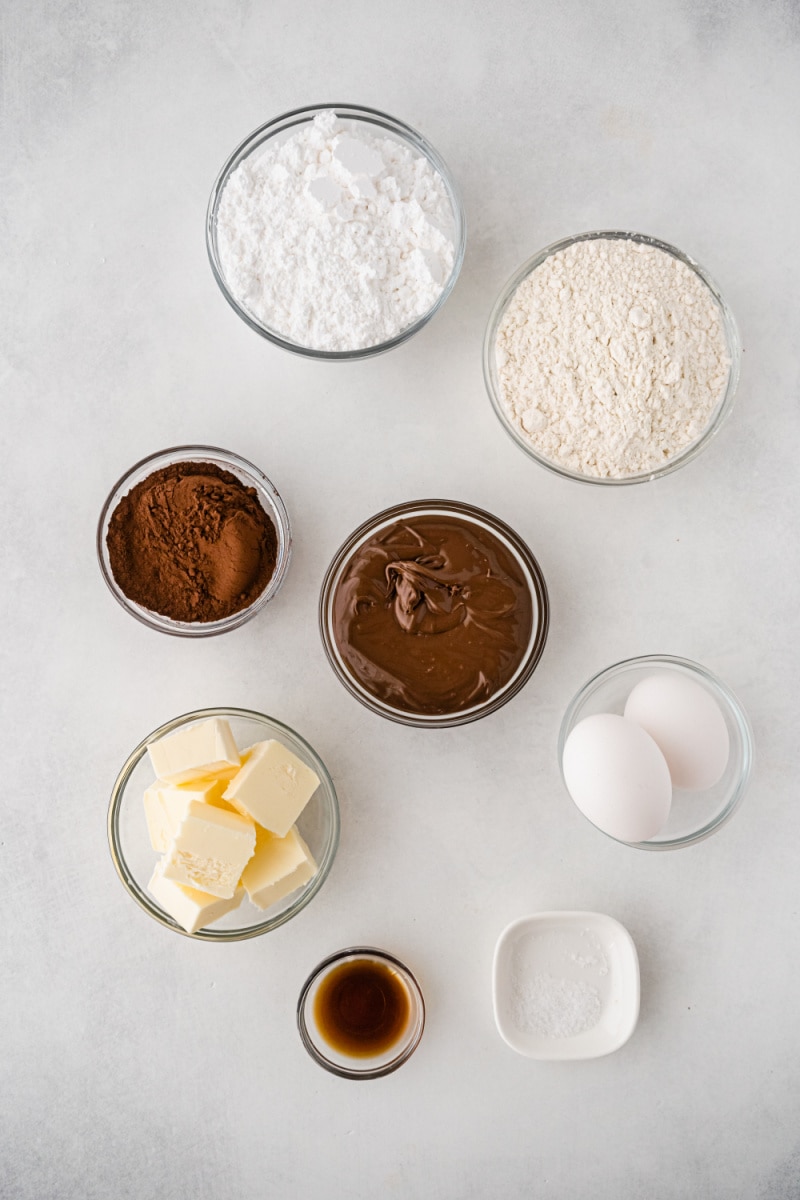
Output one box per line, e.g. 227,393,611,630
319,500,549,728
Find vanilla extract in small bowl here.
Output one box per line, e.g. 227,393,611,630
297,948,425,1079
314,958,410,1057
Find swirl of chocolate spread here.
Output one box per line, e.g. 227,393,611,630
331,513,536,716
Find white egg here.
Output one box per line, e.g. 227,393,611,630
563,713,672,843
623,672,729,791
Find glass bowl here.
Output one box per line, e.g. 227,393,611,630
558,655,753,849
97,445,291,637
318,499,550,728
108,707,339,940
483,231,741,485
206,103,466,360
297,947,425,1079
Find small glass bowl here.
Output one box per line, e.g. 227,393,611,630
558,655,753,849
206,103,466,360
108,707,340,940
297,947,425,1079
483,231,741,485
97,445,291,637
318,499,550,728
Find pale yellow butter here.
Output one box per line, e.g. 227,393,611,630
204,745,255,784
148,862,245,934
240,825,317,911
223,739,320,837
146,717,240,785
162,800,255,898
143,776,233,853
143,783,187,853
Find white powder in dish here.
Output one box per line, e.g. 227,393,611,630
511,971,602,1039
215,110,456,352
509,929,608,1039
495,237,731,479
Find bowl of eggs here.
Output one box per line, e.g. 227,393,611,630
558,655,753,850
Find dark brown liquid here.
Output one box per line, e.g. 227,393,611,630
314,959,411,1058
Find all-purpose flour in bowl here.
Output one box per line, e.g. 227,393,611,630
485,232,739,483
210,108,462,356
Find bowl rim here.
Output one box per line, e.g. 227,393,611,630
206,102,467,360
296,946,426,1079
97,444,292,638
492,911,640,1060
108,706,340,940
557,654,754,850
483,229,742,486
318,498,550,728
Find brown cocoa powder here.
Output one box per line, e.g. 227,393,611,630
106,461,278,623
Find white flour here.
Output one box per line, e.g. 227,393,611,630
495,237,731,478
216,111,456,351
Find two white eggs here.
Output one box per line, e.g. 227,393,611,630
562,673,730,843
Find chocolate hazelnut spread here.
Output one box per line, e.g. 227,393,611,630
330,512,537,717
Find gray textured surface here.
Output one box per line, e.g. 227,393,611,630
2,1,799,1197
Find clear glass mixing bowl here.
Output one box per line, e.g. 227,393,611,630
558,655,753,849
484,231,741,485
108,707,340,939
319,499,550,728
207,104,466,359
97,446,291,637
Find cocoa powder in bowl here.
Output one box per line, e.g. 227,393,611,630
106,461,278,623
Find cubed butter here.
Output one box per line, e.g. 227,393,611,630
202,745,255,785
223,739,320,837
240,825,318,911
148,862,245,934
143,776,232,853
146,717,240,785
143,783,187,853
162,800,255,898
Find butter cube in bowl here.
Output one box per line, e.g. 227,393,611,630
108,709,339,940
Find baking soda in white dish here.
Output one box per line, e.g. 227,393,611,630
492,913,640,1060
215,110,457,352
494,235,731,479
510,929,606,1038
512,967,603,1038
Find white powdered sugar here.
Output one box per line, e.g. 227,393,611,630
215,110,456,352
495,237,731,478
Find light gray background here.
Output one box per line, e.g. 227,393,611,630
3,1,799,1197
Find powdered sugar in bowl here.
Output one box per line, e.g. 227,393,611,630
483,231,741,484
207,105,466,360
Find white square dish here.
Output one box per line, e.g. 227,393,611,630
492,912,640,1060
